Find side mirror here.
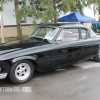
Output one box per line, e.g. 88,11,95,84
56,38,62,44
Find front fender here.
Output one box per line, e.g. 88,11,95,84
12,55,37,63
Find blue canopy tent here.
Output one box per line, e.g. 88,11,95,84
58,12,95,22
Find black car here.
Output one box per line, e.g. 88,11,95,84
0,23,100,84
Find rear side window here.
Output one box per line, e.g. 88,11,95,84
81,29,87,39
57,28,79,42
90,29,97,37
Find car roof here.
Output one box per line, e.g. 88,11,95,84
60,24,88,28
40,23,89,29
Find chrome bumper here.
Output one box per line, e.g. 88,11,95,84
0,73,7,79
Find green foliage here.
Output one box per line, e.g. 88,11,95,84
1,0,100,24
0,35,28,43
0,0,12,11
1,0,100,41
16,0,90,23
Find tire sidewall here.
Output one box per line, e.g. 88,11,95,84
9,60,34,84
94,48,100,62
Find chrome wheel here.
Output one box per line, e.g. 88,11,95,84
9,60,34,84
15,63,31,80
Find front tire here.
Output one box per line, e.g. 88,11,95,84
9,60,34,84
94,49,100,62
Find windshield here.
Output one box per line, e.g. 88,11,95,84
30,26,59,40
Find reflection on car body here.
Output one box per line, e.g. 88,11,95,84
0,23,100,84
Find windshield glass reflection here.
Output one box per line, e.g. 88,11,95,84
30,27,59,40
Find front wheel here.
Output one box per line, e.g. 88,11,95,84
94,49,100,62
9,60,34,84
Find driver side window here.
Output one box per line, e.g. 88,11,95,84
57,28,79,42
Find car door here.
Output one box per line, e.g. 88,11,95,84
53,28,83,68
80,28,98,60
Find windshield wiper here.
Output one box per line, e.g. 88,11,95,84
32,36,44,41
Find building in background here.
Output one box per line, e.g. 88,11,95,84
1,2,100,37
83,4,99,21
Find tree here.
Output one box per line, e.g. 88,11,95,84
0,0,12,10
22,0,100,23
14,0,23,40
85,0,100,14
1,0,100,40
0,0,23,40
0,0,12,43
17,0,89,23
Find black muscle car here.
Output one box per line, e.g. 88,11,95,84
0,23,100,84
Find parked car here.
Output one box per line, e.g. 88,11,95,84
0,23,100,84
92,22,100,33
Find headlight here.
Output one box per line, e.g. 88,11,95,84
0,67,1,72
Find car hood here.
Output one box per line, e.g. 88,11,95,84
0,37,49,55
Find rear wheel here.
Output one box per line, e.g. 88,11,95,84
9,60,34,84
94,49,100,62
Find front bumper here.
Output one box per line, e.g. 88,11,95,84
0,73,7,79
0,61,11,80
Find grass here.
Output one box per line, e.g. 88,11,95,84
0,35,29,44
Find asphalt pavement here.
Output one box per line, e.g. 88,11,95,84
0,59,100,100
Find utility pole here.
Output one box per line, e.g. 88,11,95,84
0,12,5,43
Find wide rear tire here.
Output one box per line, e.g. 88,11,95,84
94,49,100,62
